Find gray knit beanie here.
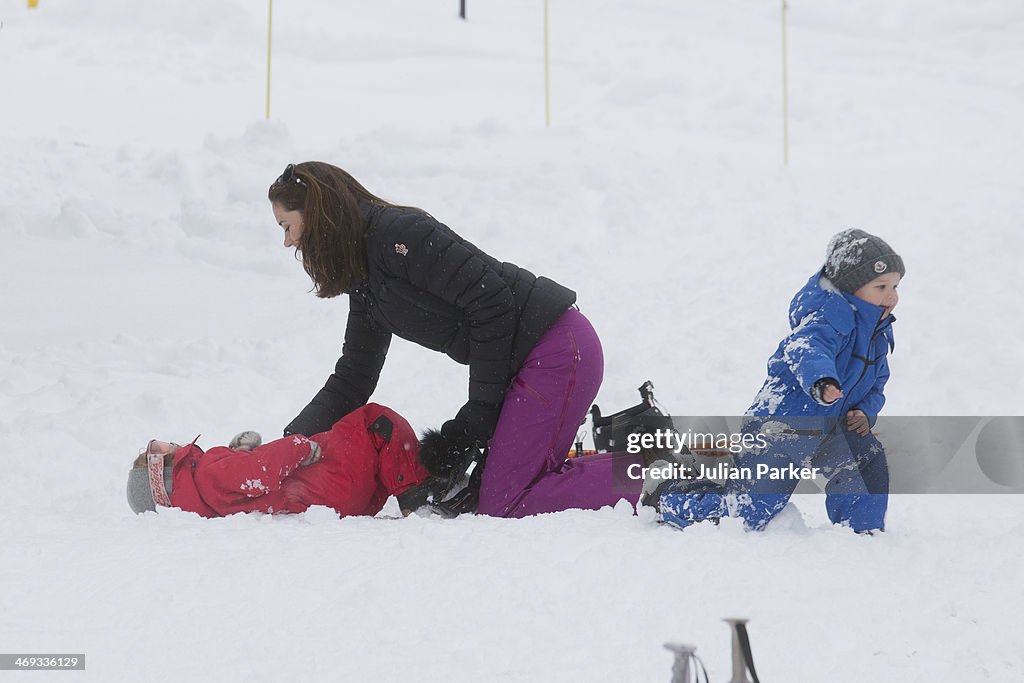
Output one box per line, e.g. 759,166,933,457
126,466,173,514
823,229,905,293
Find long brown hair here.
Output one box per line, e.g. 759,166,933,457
268,161,399,298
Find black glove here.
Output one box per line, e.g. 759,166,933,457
283,403,336,437
395,475,456,516
414,419,489,517
810,377,842,406
419,419,480,477
455,400,502,442
283,391,350,437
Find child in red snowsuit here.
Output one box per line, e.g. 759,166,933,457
127,404,431,518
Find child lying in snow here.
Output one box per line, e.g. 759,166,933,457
127,404,435,518
651,229,903,533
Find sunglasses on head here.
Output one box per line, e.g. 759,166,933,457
275,163,305,186
134,440,180,468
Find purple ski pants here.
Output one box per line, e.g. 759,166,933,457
477,308,643,518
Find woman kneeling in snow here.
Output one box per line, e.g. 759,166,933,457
127,404,436,518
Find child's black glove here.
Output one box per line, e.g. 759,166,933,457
811,378,843,406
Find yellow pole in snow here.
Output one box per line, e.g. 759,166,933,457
782,0,789,165
28,0,39,8
266,0,274,119
544,0,551,127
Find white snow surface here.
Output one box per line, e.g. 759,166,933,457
2,0,1023,680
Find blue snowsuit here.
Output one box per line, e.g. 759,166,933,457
661,273,895,532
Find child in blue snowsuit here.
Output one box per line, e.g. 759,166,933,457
658,229,904,533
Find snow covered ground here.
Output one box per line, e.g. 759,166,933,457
1,0,1022,680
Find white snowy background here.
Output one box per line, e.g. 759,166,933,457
1,0,1023,680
